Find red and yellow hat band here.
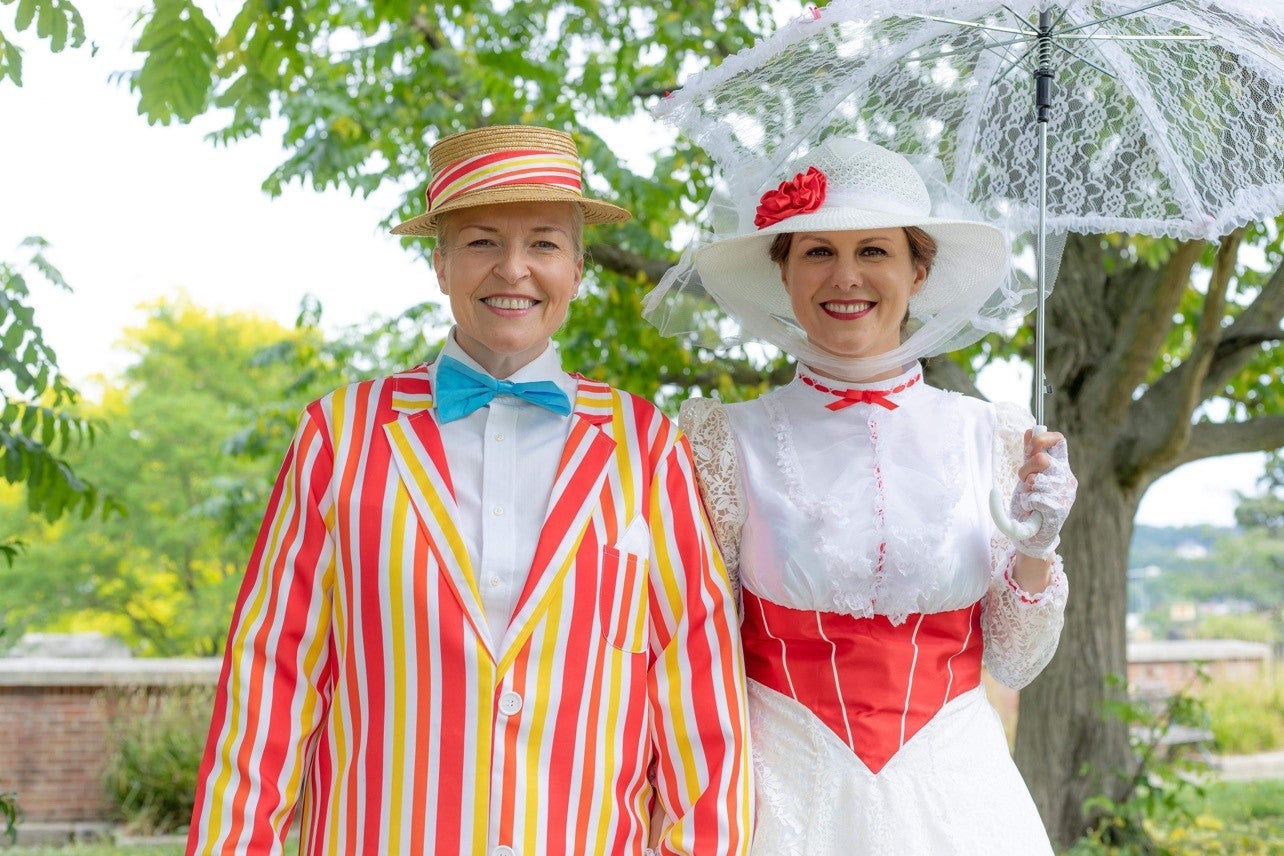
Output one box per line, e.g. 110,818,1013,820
428,148,583,210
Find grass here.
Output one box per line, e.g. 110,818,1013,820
1200,678,1284,755
2,783,1278,855
1,834,296,855
1065,779,1284,855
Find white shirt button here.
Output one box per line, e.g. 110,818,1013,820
493,847,516,856
493,432,505,442
492,505,505,516
489,576,501,588
498,691,523,716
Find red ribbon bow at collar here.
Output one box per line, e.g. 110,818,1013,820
800,372,921,411
755,166,827,229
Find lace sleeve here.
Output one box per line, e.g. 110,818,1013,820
982,401,1068,690
678,398,746,605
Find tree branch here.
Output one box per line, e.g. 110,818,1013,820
1187,230,1241,381
410,15,445,50
1080,239,1205,423
924,357,984,399
662,361,795,390
1158,414,1284,476
634,85,673,99
1199,254,1284,398
587,242,672,286
1123,231,1241,480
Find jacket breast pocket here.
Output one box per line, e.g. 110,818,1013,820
598,547,649,654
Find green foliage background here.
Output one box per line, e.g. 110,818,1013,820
2,0,1283,848
0,297,308,654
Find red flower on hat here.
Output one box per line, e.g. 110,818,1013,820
754,166,827,229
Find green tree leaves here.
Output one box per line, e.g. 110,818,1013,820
0,0,86,85
131,0,218,123
0,238,105,525
0,296,309,654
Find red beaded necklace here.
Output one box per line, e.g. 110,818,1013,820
799,370,921,411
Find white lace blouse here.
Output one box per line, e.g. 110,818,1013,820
680,363,1068,690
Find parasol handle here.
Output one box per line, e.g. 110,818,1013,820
989,423,1046,541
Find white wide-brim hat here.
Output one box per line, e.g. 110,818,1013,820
693,137,1009,329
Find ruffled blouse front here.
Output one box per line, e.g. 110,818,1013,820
726,363,995,624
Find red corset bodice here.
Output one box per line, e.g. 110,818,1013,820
741,590,984,773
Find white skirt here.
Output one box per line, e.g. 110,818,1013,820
748,681,1054,855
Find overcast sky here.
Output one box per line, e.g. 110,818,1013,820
0,1,1270,528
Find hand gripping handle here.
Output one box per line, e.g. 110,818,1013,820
989,424,1045,541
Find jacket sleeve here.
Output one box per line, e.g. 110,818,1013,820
187,406,337,855
646,434,753,855
981,401,1068,690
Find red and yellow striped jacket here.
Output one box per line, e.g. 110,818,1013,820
187,366,751,855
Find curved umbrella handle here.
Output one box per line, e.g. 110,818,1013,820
990,487,1042,541
989,423,1046,541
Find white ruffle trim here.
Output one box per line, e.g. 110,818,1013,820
761,384,966,624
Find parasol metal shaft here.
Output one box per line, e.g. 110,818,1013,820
1034,9,1052,428
991,6,1054,543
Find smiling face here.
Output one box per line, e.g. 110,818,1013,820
777,227,929,365
433,201,584,378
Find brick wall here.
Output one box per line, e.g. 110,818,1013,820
0,647,1271,825
0,658,220,824
1127,639,1273,696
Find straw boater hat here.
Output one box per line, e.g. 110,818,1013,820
391,125,632,237
693,137,1008,324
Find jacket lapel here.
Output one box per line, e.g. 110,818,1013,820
498,378,617,671
382,366,497,661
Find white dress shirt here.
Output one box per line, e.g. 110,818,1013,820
431,333,577,646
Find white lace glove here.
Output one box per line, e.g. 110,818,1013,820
1009,433,1077,560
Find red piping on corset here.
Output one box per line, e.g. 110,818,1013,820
742,590,984,774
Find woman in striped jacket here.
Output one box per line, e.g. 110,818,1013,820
187,125,752,856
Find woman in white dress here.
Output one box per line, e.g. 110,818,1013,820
654,138,1078,854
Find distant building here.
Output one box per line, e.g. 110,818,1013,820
1175,541,1210,561
1128,638,1273,696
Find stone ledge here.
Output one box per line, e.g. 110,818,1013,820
0,658,221,687
0,820,114,847
1127,639,1272,663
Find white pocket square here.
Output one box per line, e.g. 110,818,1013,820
613,515,651,557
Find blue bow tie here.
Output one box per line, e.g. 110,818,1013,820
434,354,573,423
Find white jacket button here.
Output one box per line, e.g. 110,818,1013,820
498,691,523,716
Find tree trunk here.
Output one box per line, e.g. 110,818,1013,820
1015,444,1137,848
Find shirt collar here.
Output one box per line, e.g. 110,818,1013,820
434,329,578,402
